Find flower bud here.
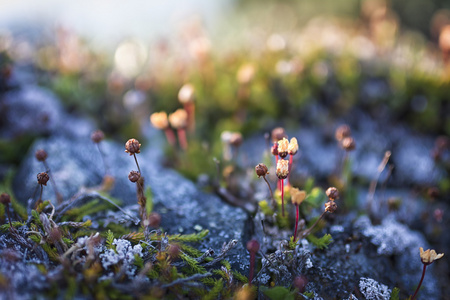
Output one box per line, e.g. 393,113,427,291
128,171,141,183
276,159,289,179
278,138,289,158
291,188,306,205
178,83,195,104
325,187,339,201
342,137,356,151
35,149,48,162
150,112,169,129
246,239,260,253
288,137,298,155
255,163,269,178
325,200,337,213
0,193,11,205
335,125,351,141
91,130,105,143
271,127,287,142
168,109,188,129
271,142,278,156
37,172,50,186
229,132,243,147
147,212,162,228
125,139,141,155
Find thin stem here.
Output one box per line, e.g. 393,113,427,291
36,184,43,208
177,128,188,150
249,252,255,285
300,211,327,238
262,176,276,210
43,161,63,204
133,153,141,174
281,179,285,217
96,143,110,176
184,102,196,133
411,264,427,300
293,204,299,241
287,155,293,187
164,128,176,146
367,151,391,213
5,204,12,228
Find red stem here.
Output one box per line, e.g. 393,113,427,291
287,155,293,187
164,128,176,146
184,102,196,133
411,264,427,300
249,252,255,285
177,128,188,150
281,179,285,217
293,204,299,241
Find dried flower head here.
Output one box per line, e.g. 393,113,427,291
35,149,48,162
342,137,356,151
276,159,289,179
325,200,337,213
37,172,50,186
288,137,299,155
271,142,279,156
229,132,243,147
293,275,308,293
326,187,339,201
291,188,307,205
168,109,188,129
128,171,141,183
237,63,255,85
147,212,162,228
271,127,287,142
91,130,105,143
278,138,289,158
0,193,11,205
246,239,260,253
420,247,444,265
150,112,169,129
178,83,195,104
255,163,269,178
335,124,351,141
125,138,141,155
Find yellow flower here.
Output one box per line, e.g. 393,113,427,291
288,137,298,155
291,188,306,205
420,247,444,265
168,109,188,129
150,112,169,129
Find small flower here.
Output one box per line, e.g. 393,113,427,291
128,171,141,183
35,149,48,162
0,193,11,205
237,63,255,85
150,112,169,129
37,172,50,186
325,200,337,213
271,127,287,142
178,83,195,104
335,124,351,141
326,187,339,201
276,159,289,179
255,163,269,178
342,137,356,151
91,130,105,143
419,247,444,265
291,188,306,205
271,142,279,156
229,132,243,147
278,137,289,158
288,137,298,155
168,109,188,129
125,139,141,155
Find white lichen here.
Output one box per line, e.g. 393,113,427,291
99,238,143,277
359,277,391,300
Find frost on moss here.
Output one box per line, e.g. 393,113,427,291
99,238,143,277
359,277,391,300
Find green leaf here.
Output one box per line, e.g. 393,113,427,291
202,279,223,300
264,286,294,300
306,233,333,250
390,287,400,300
145,187,153,214
169,229,209,243
105,230,115,250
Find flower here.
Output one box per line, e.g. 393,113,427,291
278,137,289,158
150,112,169,129
271,127,287,142
128,171,141,183
342,137,356,151
37,172,49,186
326,187,339,200
168,109,188,129
237,63,255,85
291,188,306,205
178,84,195,104
335,124,351,141
288,137,298,155
255,163,269,178
419,247,444,265
276,159,289,179
125,139,141,155
325,200,337,213
0,193,11,205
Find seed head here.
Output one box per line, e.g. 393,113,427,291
168,109,188,129
35,149,48,162
420,247,444,265
288,137,299,155
48,227,62,243
0,193,11,205
128,171,141,183
335,124,351,141
246,239,260,253
178,83,195,104
325,187,339,200
271,142,279,156
278,138,289,158
168,244,181,259
150,112,169,129
91,130,105,143
125,138,141,155
37,172,50,186
341,137,356,151
325,200,337,213
255,163,269,178
271,127,287,142
291,188,306,205
147,212,162,228
276,159,289,179
293,275,308,293
229,132,243,147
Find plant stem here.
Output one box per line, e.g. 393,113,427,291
411,264,427,300
300,211,326,238
249,252,255,285
177,128,188,150
184,102,196,133
280,179,285,217
164,128,176,146
262,176,276,210
43,161,63,204
96,143,110,176
5,203,12,228
293,204,299,241
133,153,141,174
287,155,293,187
